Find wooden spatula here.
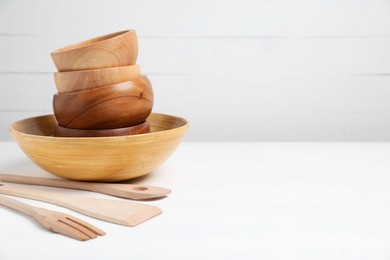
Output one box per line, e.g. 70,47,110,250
0,182,161,227
0,174,170,200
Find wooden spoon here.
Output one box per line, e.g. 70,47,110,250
0,174,170,200
0,182,162,227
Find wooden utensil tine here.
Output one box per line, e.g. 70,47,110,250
0,194,105,241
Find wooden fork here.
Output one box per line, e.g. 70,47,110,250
0,194,105,241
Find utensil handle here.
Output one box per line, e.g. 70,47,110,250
0,182,162,227
0,182,67,207
0,194,37,216
0,173,90,190
0,174,171,200
0,182,107,221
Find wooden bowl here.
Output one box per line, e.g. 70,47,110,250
54,65,140,94
54,121,150,137
51,30,138,72
10,113,189,182
53,75,154,130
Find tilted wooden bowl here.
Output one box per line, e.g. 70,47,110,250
54,120,150,137
53,75,154,130
51,30,138,72
54,65,140,94
10,113,189,182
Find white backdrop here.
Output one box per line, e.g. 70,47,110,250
1,0,390,141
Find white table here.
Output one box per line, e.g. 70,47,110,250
1,141,390,259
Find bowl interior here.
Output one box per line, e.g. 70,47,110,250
10,113,189,181
11,113,187,138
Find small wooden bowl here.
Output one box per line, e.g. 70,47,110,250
10,113,189,182
54,65,140,94
51,30,138,72
53,75,154,130
54,121,150,137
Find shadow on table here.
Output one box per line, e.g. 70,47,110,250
0,159,52,178
0,158,167,184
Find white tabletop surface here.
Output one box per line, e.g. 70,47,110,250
1,141,390,259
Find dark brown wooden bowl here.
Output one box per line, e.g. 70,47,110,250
54,121,150,137
53,75,153,130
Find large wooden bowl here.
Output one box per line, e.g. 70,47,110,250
10,113,189,182
53,75,153,130
51,30,138,72
54,65,140,94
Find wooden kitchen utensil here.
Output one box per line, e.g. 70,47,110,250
0,194,105,241
0,182,162,227
0,174,171,200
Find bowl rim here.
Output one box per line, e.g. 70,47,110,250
51,29,136,54
53,75,149,96
10,112,189,140
54,64,140,77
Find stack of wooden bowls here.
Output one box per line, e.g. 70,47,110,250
50,30,154,137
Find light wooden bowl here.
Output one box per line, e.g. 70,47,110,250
10,113,189,182
54,65,140,94
53,75,153,130
54,121,150,137
51,30,138,72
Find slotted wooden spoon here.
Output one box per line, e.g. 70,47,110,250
0,174,170,200
0,182,162,227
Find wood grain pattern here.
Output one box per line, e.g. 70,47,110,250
53,75,154,130
54,65,140,94
51,30,138,72
54,120,150,137
0,182,162,226
0,174,171,200
10,113,189,181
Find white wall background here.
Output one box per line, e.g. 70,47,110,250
1,0,390,141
